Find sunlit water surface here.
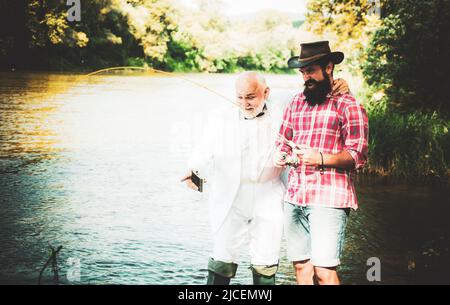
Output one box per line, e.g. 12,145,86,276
0,72,449,285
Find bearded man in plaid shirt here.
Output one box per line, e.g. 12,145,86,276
274,41,369,285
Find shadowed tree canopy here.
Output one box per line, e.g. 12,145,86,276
363,0,450,115
306,0,450,115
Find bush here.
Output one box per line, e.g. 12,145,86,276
365,96,449,183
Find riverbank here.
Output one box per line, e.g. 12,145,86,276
363,108,450,185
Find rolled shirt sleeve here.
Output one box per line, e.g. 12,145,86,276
341,97,369,170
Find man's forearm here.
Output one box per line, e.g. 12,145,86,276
322,150,355,171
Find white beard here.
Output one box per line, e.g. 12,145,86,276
241,101,266,119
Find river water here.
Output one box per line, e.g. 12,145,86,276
0,71,449,285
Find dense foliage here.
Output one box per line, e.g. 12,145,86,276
0,0,305,72
306,0,449,182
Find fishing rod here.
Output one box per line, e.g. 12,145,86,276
87,66,301,148
86,66,241,109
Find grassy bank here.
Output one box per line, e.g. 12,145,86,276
338,69,450,185
362,103,449,184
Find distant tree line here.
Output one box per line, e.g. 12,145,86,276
0,0,305,73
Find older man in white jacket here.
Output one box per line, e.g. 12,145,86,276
181,72,286,285
181,72,348,285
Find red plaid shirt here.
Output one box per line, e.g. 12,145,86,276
276,92,369,210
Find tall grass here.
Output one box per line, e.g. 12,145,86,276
362,96,449,184
341,69,450,184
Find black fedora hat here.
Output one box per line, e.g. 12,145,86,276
288,41,344,69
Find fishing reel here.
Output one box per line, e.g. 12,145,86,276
281,152,299,168
279,138,304,168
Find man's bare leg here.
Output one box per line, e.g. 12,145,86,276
293,259,314,285
314,266,340,285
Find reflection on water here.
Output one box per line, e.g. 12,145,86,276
0,72,449,285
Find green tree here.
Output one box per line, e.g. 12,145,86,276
363,0,450,115
114,0,177,63
0,0,178,70
305,0,381,73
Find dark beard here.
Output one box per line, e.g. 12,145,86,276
303,73,332,105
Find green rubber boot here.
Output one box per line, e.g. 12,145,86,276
251,264,278,285
206,258,238,285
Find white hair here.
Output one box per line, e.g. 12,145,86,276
236,71,267,87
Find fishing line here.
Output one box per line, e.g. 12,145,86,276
86,66,242,109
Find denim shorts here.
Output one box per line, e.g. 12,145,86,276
284,202,350,267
